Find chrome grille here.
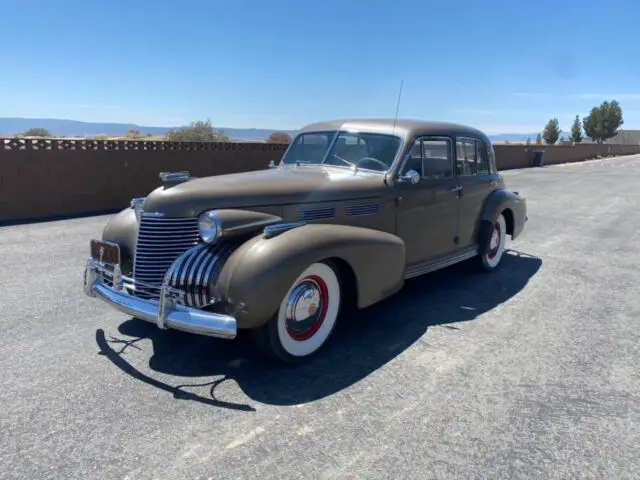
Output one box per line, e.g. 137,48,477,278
133,215,200,299
165,242,235,307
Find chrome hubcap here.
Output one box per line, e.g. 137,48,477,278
490,230,500,250
284,276,328,341
487,221,502,259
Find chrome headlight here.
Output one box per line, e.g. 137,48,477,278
130,197,145,223
198,210,222,244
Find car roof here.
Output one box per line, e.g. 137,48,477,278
297,118,490,141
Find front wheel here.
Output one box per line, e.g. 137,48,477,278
477,213,507,271
250,260,342,362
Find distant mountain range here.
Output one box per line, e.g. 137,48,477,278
0,117,537,143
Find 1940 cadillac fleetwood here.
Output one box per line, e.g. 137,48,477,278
83,119,527,362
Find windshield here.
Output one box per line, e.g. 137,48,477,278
281,130,402,173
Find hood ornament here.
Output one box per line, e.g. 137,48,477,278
159,170,192,188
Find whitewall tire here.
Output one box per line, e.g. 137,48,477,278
479,213,507,271
251,261,342,362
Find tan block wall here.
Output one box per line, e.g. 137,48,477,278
1,139,639,224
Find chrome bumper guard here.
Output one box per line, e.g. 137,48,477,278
83,259,237,339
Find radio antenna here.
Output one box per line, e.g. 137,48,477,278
392,79,404,134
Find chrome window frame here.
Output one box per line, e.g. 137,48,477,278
396,135,455,180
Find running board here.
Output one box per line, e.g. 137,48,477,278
403,246,478,279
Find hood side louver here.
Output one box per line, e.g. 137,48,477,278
298,207,335,221
346,203,380,216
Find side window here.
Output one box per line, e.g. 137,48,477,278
401,139,423,176
456,138,477,175
401,136,452,179
421,138,453,179
477,141,489,174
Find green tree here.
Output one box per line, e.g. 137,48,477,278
126,129,142,139
582,100,624,143
542,118,561,144
266,131,292,144
569,115,583,143
535,133,542,144
164,119,229,142
23,127,52,137
525,136,531,145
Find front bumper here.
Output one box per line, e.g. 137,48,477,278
83,259,237,339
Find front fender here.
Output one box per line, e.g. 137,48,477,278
215,224,406,329
481,188,527,242
101,208,138,275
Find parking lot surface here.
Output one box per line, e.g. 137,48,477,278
1,155,639,479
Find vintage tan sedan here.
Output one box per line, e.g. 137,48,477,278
83,119,527,362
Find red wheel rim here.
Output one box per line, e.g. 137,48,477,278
284,274,329,342
487,221,501,259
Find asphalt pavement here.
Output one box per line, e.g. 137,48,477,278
1,155,639,479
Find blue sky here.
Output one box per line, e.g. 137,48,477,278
1,0,639,134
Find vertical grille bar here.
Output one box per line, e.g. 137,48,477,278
133,215,200,299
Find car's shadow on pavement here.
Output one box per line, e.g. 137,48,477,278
95,249,542,410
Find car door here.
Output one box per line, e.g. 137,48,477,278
454,137,496,248
395,136,459,265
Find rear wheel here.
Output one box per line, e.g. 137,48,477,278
477,213,507,271
250,260,342,362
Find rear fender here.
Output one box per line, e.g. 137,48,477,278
480,188,527,249
215,223,406,329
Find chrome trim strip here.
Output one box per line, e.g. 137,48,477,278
84,259,236,339
404,247,477,279
187,246,209,306
191,246,211,306
222,217,281,233
263,222,306,239
201,244,228,303
139,214,195,221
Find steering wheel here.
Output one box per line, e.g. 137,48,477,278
356,157,389,171
331,153,354,166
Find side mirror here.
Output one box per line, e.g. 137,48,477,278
268,160,277,169
397,169,420,185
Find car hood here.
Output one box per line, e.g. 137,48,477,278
142,166,388,217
